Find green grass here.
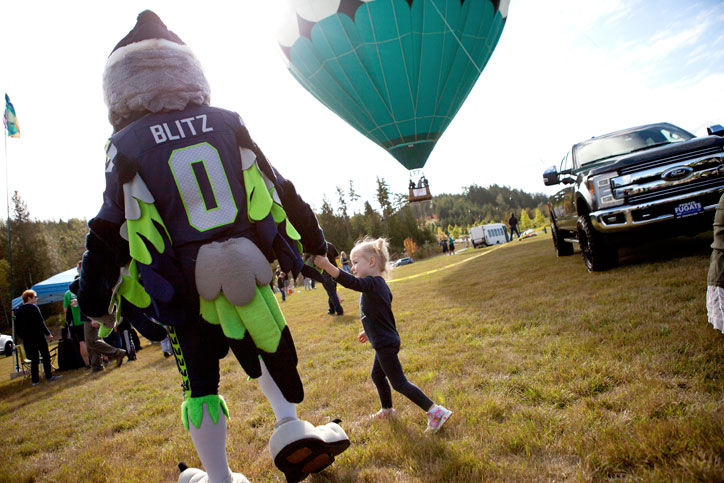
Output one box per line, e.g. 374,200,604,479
1,232,723,482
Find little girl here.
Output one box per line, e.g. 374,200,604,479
314,238,452,433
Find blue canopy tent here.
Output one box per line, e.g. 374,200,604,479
11,267,77,309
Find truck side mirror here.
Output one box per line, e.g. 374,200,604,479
543,166,559,186
707,124,724,137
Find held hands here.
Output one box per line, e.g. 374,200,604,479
357,330,368,343
313,255,331,271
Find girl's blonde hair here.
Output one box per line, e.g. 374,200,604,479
350,236,393,278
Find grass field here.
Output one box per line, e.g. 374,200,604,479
1,232,723,482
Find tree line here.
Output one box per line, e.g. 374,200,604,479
0,182,549,331
315,179,550,260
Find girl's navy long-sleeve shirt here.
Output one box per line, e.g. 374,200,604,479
335,270,400,349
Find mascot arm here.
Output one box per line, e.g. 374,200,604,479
77,217,131,318
272,172,327,256
235,123,327,256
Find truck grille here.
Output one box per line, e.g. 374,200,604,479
627,177,723,203
618,146,723,174
611,148,724,204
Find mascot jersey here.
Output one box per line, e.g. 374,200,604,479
79,103,326,406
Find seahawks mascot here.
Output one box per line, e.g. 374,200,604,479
77,10,349,483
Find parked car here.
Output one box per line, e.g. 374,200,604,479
1,333,14,357
393,257,414,267
519,229,537,240
543,122,724,271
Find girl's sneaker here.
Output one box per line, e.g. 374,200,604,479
425,405,452,433
370,408,397,420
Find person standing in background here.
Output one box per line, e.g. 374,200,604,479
322,243,344,316
508,212,520,240
65,263,90,368
15,290,62,385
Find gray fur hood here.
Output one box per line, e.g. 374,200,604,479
103,15,210,132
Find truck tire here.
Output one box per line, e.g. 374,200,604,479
4,341,12,357
577,215,618,271
551,222,573,256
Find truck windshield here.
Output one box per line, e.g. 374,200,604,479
574,125,694,166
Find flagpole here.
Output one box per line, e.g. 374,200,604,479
4,126,17,373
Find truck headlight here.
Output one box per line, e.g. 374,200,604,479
589,173,623,209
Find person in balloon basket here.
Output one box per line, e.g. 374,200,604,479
76,10,349,483
314,237,452,433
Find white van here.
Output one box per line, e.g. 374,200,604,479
470,223,508,248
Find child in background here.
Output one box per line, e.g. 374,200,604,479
314,237,452,433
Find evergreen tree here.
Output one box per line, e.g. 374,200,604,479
348,180,360,207
376,177,393,237
9,192,52,291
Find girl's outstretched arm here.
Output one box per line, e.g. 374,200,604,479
314,255,340,278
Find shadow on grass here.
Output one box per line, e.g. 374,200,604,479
310,417,469,482
0,365,104,411
616,232,711,268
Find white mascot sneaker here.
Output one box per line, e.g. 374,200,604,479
269,418,350,482
177,463,249,483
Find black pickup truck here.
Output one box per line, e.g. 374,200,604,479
543,122,724,271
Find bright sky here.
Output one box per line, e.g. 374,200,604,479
2,0,723,221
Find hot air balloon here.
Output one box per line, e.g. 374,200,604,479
278,0,509,202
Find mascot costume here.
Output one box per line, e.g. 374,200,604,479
76,10,350,483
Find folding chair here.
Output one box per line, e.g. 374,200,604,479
17,345,31,382
17,344,58,382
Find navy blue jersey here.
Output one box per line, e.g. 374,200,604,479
79,104,327,320
99,105,253,246
335,270,400,349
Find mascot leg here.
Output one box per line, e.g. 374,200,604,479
178,396,249,483
269,417,351,483
167,325,248,483
225,296,351,481
258,358,297,422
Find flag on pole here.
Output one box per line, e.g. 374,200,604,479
3,93,20,138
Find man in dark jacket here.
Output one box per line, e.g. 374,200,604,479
322,243,344,316
14,290,61,385
509,212,521,240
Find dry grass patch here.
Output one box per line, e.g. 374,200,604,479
1,233,723,481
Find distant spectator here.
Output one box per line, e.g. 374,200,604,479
509,212,520,240
276,266,287,302
70,277,126,373
65,262,90,367
340,251,351,273
448,235,455,255
115,316,139,361
14,290,62,385
322,243,344,316
161,333,173,358
440,238,448,255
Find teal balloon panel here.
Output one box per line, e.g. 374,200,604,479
280,0,508,170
